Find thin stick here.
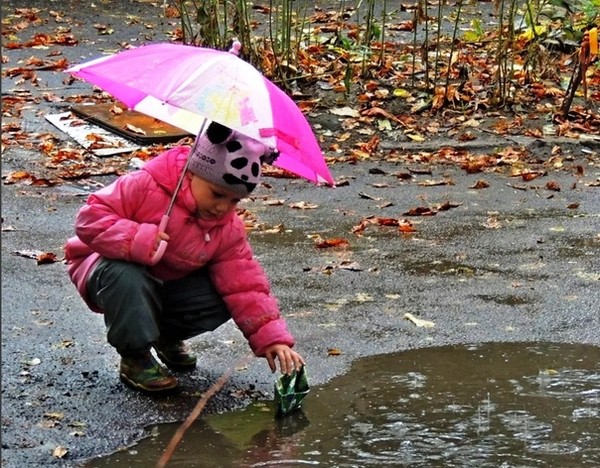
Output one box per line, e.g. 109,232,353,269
156,352,254,468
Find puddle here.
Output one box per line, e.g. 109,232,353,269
85,342,599,467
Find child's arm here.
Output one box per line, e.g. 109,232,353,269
75,174,160,264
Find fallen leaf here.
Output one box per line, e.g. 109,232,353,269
470,179,489,189
406,133,425,142
338,261,362,271
54,340,75,349
404,313,435,328
125,123,146,135
545,180,560,191
260,224,285,234
398,220,416,233
12,250,58,264
329,107,360,117
404,206,436,216
67,421,87,428
408,167,432,175
484,216,501,229
436,201,462,211
289,201,318,209
264,199,285,206
355,293,373,302
358,192,381,200
327,348,342,356
52,446,68,459
417,179,454,186
520,171,544,181
315,237,350,249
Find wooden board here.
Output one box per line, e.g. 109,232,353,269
70,103,191,144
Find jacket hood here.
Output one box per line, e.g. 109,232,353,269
142,146,190,194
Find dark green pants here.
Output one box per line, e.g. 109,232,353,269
87,258,230,356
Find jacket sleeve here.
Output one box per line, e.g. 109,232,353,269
75,173,160,265
209,217,295,356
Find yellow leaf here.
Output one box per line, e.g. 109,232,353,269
406,133,425,142
518,25,547,42
589,27,598,55
393,88,411,98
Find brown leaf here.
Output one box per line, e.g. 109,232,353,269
404,206,436,216
470,179,490,189
436,201,462,211
521,172,541,181
461,160,486,174
388,20,415,31
327,348,342,356
398,219,416,233
37,252,58,265
315,238,350,249
164,5,180,17
13,250,58,264
3,170,32,184
408,167,432,175
545,181,560,192
457,132,477,142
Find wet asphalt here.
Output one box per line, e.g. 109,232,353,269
2,1,600,466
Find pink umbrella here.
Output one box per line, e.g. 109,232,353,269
67,42,334,186
67,42,334,264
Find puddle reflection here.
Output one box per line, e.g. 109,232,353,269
86,342,599,467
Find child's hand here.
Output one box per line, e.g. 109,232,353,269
264,344,305,375
152,231,170,255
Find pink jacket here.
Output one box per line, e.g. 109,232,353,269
64,146,295,356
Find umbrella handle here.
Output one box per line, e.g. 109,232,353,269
149,215,169,265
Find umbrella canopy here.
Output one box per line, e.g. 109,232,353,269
67,42,334,186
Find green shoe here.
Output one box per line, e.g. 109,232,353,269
155,339,197,371
119,352,178,393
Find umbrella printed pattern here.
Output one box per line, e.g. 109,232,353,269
67,43,334,186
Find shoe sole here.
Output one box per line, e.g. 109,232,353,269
119,373,178,394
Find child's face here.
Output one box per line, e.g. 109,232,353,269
189,174,242,220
